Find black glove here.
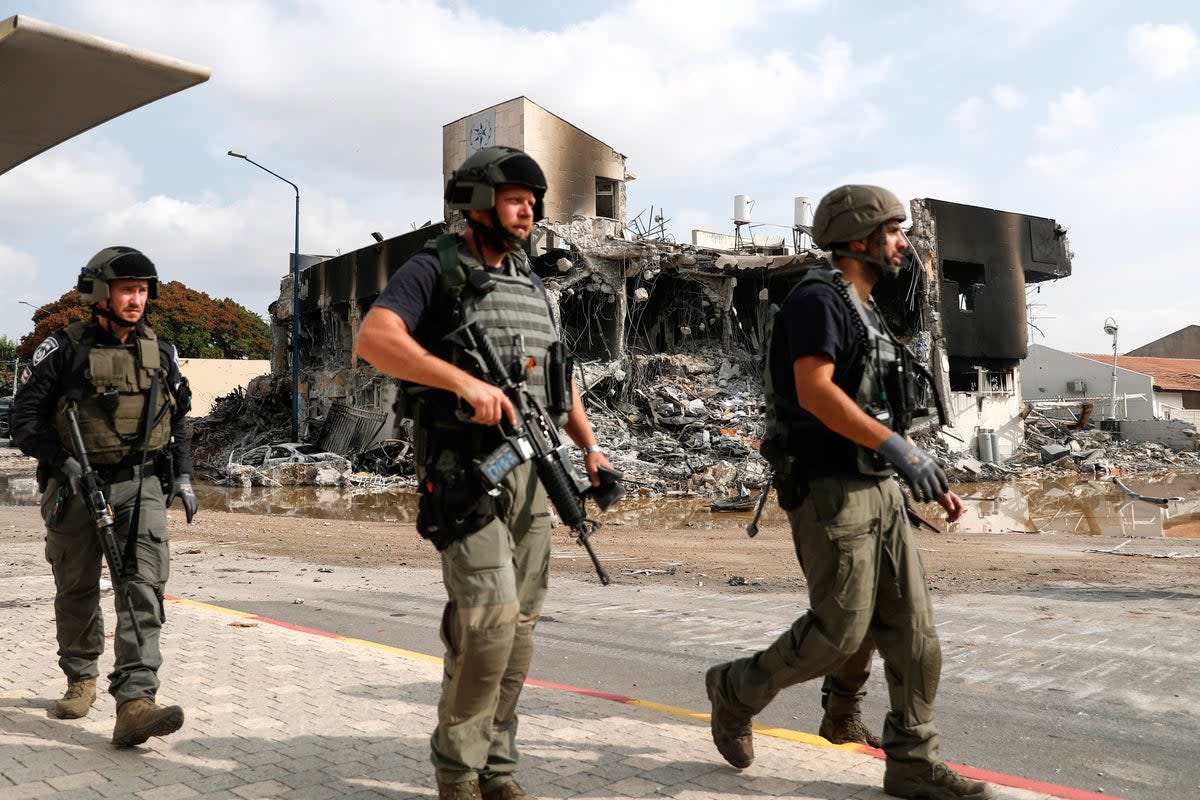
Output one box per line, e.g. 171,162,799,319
60,456,83,496
877,433,949,503
167,474,198,523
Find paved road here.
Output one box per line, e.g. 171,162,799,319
166,545,1200,800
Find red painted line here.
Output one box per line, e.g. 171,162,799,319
947,762,1118,800
248,614,343,639
525,677,635,704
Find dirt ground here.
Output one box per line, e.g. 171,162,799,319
3,449,1196,596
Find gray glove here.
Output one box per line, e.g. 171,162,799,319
167,474,198,523
877,433,949,503
59,456,83,496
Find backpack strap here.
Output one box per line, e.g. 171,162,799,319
434,234,468,300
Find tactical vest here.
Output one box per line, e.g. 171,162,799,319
54,321,174,465
410,234,568,432
763,266,907,479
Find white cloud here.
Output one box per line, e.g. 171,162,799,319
991,84,1025,110
963,0,1081,44
2,245,42,311
1037,87,1113,140
0,139,141,237
48,2,877,183
1026,149,1089,177
1080,114,1200,212
952,96,986,134
1128,23,1198,78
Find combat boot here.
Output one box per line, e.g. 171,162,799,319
482,780,535,800
111,698,184,747
53,678,97,719
884,762,997,800
437,778,481,800
704,665,754,768
819,712,882,748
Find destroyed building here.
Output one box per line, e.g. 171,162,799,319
248,97,1073,490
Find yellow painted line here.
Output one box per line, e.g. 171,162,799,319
170,596,258,618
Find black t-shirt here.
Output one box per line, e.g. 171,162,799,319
771,281,865,404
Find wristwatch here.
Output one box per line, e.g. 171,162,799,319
582,444,603,455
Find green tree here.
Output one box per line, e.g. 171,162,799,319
16,282,271,360
0,334,17,395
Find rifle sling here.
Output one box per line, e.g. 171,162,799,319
121,370,160,577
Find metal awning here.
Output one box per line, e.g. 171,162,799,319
0,14,211,176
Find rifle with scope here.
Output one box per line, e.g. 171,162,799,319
452,320,620,585
63,407,144,645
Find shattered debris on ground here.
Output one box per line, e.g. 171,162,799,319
930,404,1200,485
192,344,1200,497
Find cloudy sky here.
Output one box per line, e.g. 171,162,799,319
3,0,1198,356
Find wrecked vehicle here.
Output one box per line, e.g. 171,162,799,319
229,442,347,470
222,442,353,487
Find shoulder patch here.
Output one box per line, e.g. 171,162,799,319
30,336,59,366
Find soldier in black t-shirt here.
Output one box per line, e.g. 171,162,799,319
356,148,611,800
706,186,992,800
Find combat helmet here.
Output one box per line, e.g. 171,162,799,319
811,185,908,277
445,146,547,221
77,246,159,303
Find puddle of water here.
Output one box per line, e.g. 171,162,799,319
2,472,1198,538
951,473,1200,539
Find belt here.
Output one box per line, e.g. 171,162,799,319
98,462,156,485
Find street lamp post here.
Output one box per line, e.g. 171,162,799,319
1103,317,1119,420
18,299,48,315
227,150,301,442
14,300,54,397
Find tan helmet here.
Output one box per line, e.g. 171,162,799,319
811,185,906,249
77,246,159,303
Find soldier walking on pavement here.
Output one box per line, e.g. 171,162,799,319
704,185,995,800
12,247,198,747
355,146,613,800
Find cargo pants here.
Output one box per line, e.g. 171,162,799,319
430,459,552,793
709,474,943,779
41,470,171,707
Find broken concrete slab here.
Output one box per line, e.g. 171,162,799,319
1040,444,1072,464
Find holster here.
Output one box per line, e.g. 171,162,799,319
154,449,175,495
761,436,809,511
415,438,496,551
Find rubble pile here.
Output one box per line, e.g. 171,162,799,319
192,343,774,495
577,343,769,494
933,407,1200,484
191,349,1200,496
190,374,293,480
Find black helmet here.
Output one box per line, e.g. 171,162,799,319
812,185,906,249
77,246,159,303
445,146,547,221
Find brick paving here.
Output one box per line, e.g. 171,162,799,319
1,573,1064,800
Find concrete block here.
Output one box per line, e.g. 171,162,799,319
1040,444,1071,464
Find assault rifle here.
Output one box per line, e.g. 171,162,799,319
64,408,144,645
452,320,620,585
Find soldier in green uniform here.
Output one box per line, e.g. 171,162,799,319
12,247,197,747
704,186,995,800
355,147,612,800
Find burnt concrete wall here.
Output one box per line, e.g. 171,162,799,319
1118,419,1200,451
442,97,627,225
